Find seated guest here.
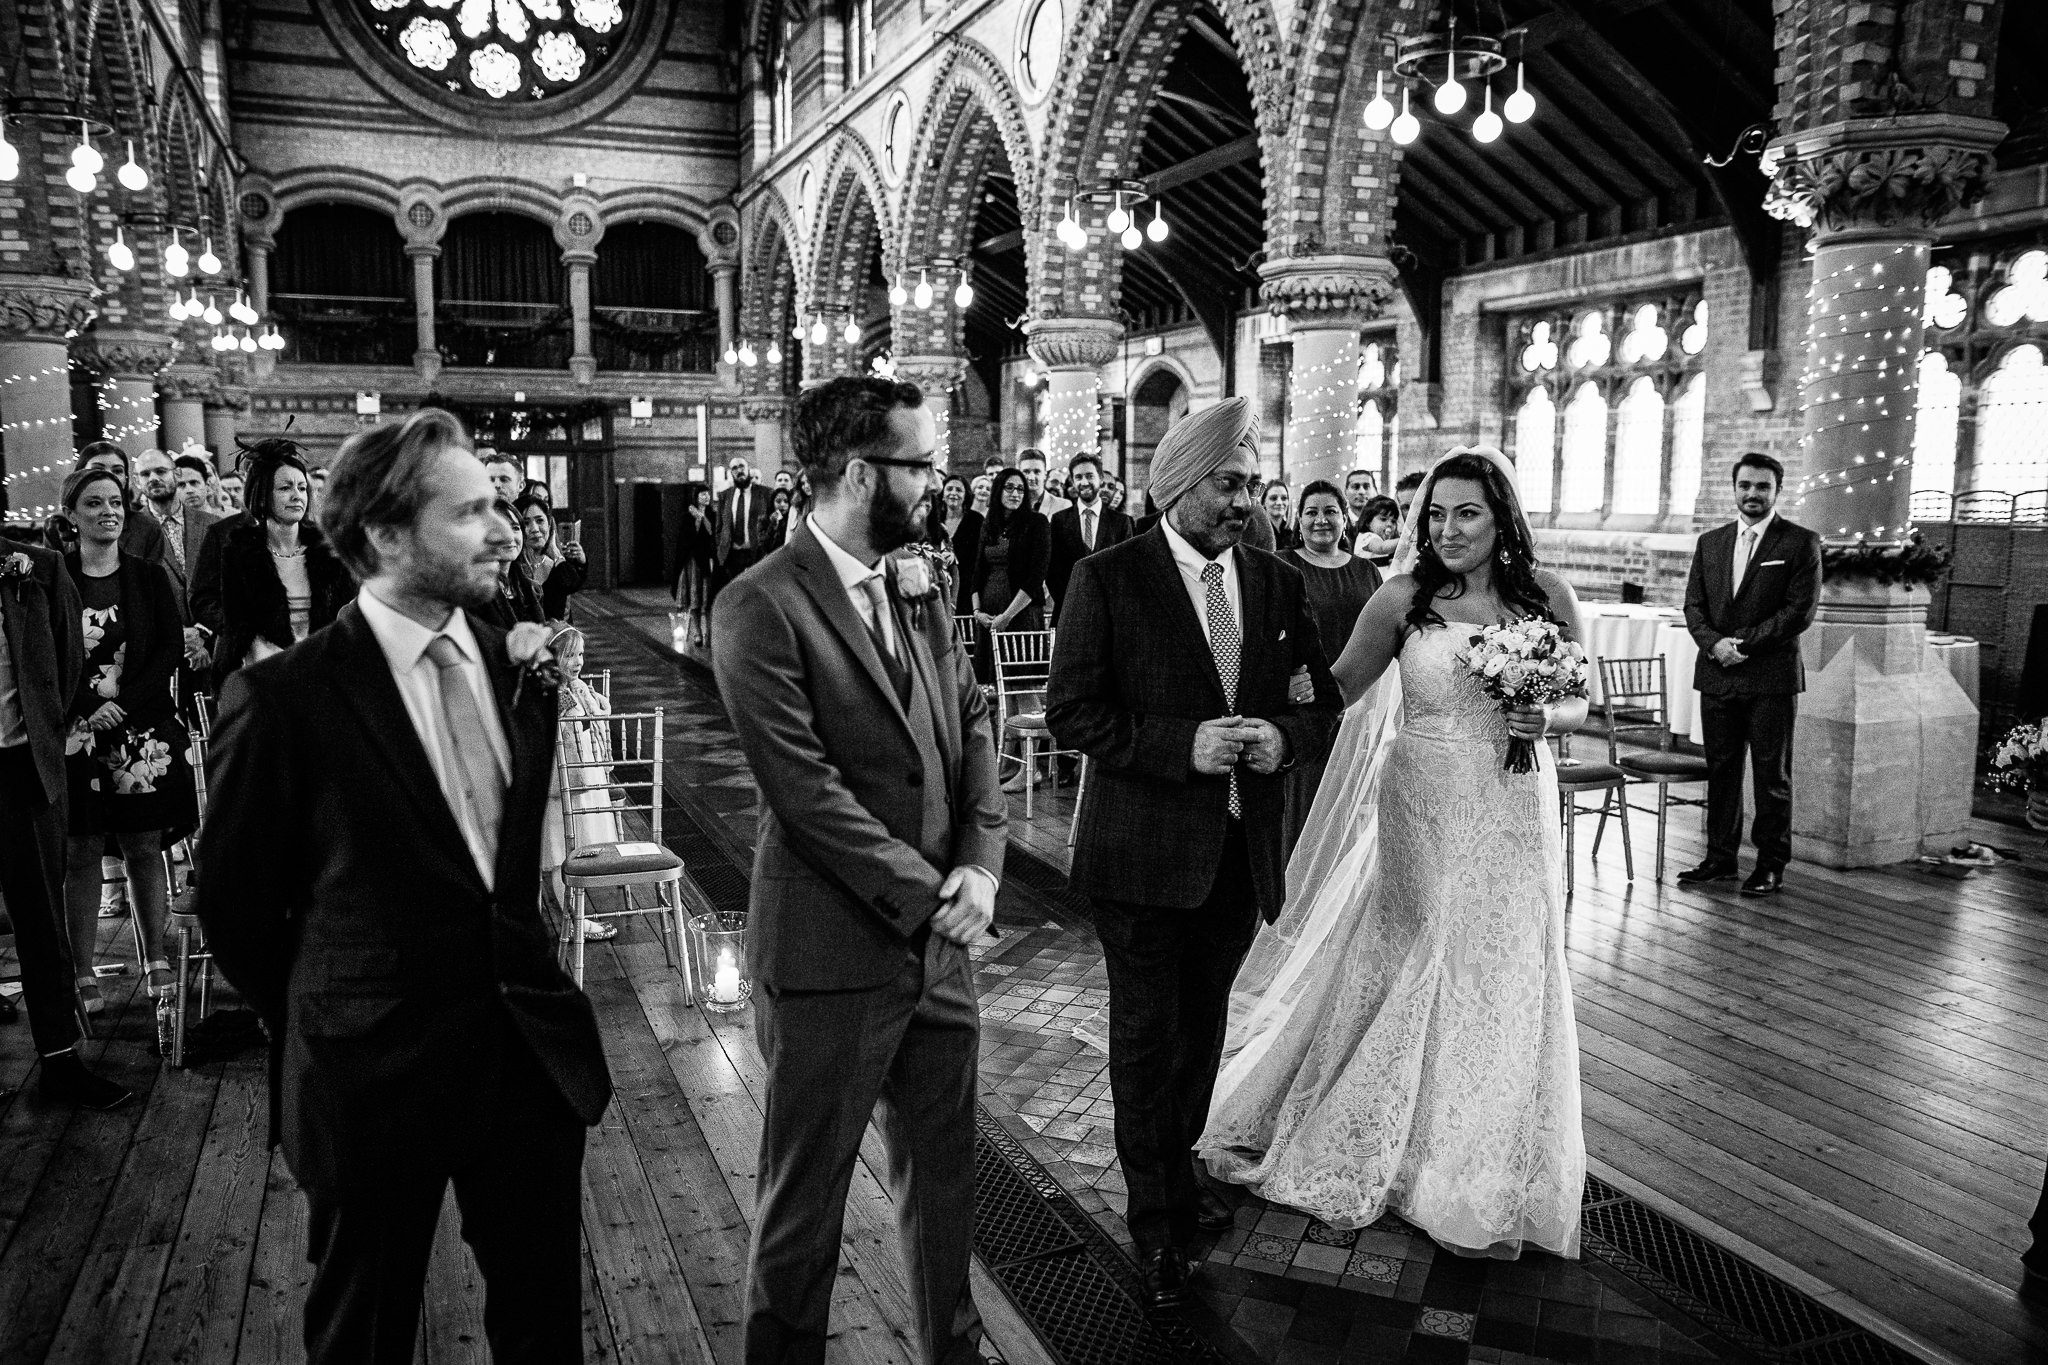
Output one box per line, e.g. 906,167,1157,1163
930,472,983,617
972,466,1050,690
216,443,348,686
55,467,197,1013
514,493,587,622
1047,453,1133,622
1262,481,1298,552
1281,479,1384,856
674,485,717,647
1355,493,1402,567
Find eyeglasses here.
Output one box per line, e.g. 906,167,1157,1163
857,455,939,473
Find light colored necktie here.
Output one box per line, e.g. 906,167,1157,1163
423,634,505,875
1733,526,1757,594
858,575,896,663
1083,509,1096,551
1202,561,1243,818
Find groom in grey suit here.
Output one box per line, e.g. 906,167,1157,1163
713,376,1007,1365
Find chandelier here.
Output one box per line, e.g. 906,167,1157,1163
1362,16,1537,147
1057,179,1169,253
888,259,975,311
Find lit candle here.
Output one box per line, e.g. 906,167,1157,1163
712,949,741,1004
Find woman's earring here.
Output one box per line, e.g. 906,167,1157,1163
1498,546,1510,564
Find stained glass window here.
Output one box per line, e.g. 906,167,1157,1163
360,0,629,100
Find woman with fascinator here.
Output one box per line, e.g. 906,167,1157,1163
1196,447,1591,1260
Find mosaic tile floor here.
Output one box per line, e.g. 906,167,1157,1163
577,592,1743,1365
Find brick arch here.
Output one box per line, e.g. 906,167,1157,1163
272,168,404,219
1029,0,1283,319
808,134,893,376
1273,0,1412,255
440,180,565,225
895,48,1032,358
155,91,211,227
741,202,802,394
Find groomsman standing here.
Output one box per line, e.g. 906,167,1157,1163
1680,452,1823,897
1046,453,1133,622
1047,398,1340,1309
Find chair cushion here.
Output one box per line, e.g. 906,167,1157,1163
1555,761,1628,786
1619,751,1712,779
1005,711,1051,735
565,841,682,879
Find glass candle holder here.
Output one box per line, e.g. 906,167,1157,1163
686,910,751,1013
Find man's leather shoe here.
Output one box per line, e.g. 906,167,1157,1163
38,1051,133,1110
1139,1244,1190,1310
1741,868,1783,897
1675,861,1738,885
1195,1182,1236,1232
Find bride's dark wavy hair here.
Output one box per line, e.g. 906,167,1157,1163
1406,452,1556,633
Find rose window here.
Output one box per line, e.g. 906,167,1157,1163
360,0,630,100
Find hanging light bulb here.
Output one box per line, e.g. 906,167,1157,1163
202,295,222,325
210,330,231,352
809,315,827,345
65,163,96,194
107,227,134,272
230,291,258,325
1433,48,1467,115
185,286,203,316
739,340,758,366
914,268,933,309
197,236,222,275
842,315,861,345
1503,62,1535,123
954,273,974,308
889,275,907,306
1390,87,1420,145
1059,197,1085,251
71,130,103,175
1147,200,1169,242
1363,71,1395,131
1472,82,1503,143
1105,193,1130,235
792,319,805,340
117,140,148,191
0,120,17,182
239,331,258,354
168,292,189,321
163,232,189,277
262,325,285,351
765,339,782,364
723,341,739,364
1120,224,1142,251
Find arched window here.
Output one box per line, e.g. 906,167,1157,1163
1559,382,1607,514
1515,386,1555,517
768,11,794,147
269,203,411,365
1668,373,1705,520
841,0,873,86
357,0,630,101
1911,350,1961,503
1975,344,2048,498
1610,375,1664,515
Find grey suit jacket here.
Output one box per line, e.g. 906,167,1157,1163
151,504,220,618
711,521,1007,991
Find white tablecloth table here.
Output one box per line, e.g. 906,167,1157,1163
1580,603,1703,743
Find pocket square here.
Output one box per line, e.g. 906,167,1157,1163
1759,559,1785,566
1278,630,1287,641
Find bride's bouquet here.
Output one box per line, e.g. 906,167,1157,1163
1456,618,1591,774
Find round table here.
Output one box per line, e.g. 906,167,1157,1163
1580,604,1703,742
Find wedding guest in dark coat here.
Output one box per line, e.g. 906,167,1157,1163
1046,398,1341,1309
928,472,983,617
197,408,612,1365
0,527,132,1108
970,469,1050,684
1679,452,1822,897
673,485,717,647
513,493,587,621
1280,480,1382,855
1046,453,1134,623
215,444,349,688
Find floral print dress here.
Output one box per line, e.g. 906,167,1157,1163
64,570,197,835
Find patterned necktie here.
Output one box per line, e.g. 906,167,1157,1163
162,513,185,573
423,634,505,876
1082,508,1096,551
1202,560,1243,818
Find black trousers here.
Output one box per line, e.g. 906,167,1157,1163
301,1034,586,1365
1094,823,1259,1253
747,930,982,1365
0,745,80,1056
1701,691,1797,871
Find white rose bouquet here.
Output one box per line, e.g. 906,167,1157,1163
1455,617,1591,774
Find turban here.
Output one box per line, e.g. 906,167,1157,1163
1146,397,1259,511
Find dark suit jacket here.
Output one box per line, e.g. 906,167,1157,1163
1047,503,1135,619
0,536,84,807
710,522,1007,992
1047,528,1343,922
196,603,612,1190
214,520,350,686
189,510,250,638
1683,516,1823,696
715,483,775,563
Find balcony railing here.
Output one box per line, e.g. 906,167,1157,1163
267,296,719,376
437,299,573,370
591,305,719,374
270,293,415,367
1911,489,2048,525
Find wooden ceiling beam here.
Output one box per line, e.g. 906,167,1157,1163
1395,157,1500,237
1508,109,1651,204
1142,133,1262,194
1527,55,1692,191
1423,127,1555,224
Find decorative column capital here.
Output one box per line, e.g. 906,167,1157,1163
1257,254,1397,329
891,353,970,397
404,241,442,261
1023,316,1123,371
73,326,176,380
204,384,252,416
1761,114,2007,241
157,364,219,403
0,275,100,343
740,394,791,424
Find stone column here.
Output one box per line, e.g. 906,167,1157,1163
892,354,970,466
0,277,99,519
1023,316,1121,473
565,249,596,385
75,327,176,455
407,244,442,383
204,383,251,455
245,234,277,381
711,262,739,356
1258,256,1397,492
741,394,791,475
1759,113,2005,867
158,365,215,454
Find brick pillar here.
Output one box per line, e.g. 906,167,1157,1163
1258,256,1397,493
0,277,99,519
892,355,969,465
1024,317,1121,472
407,244,442,383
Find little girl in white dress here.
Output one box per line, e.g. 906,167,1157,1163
544,627,622,941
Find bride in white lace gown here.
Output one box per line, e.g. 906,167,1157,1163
1196,447,1589,1260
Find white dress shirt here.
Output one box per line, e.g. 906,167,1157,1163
732,485,754,549
356,587,513,886
808,515,898,659
1731,510,1775,594
1161,515,1242,646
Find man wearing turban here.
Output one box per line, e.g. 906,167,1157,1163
1046,397,1342,1309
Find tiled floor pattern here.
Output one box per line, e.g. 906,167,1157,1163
580,592,1734,1365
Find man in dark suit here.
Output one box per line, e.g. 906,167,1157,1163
1680,451,1823,897
714,376,1006,1365
1047,398,1341,1308
0,533,131,1108
197,409,612,1364
716,455,776,583
134,448,220,678
1046,452,1134,622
